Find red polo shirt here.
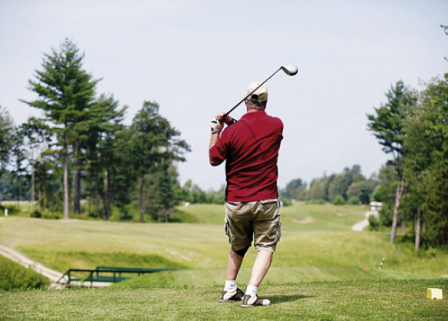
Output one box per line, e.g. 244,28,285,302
209,110,283,202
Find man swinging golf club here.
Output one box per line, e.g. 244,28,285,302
209,81,283,308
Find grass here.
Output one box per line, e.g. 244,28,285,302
0,280,447,320
1,203,447,278
0,255,49,290
1,202,448,318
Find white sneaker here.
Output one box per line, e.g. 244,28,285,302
241,294,271,308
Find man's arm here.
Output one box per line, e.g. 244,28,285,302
209,113,236,166
209,133,221,166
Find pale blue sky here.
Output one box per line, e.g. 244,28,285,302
1,0,447,190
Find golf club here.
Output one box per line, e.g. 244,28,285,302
224,64,298,118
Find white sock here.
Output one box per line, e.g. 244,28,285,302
245,285,258,297
224,280,237,292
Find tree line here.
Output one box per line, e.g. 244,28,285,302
0,39,192,222
279,165,380,206
366,25,448,250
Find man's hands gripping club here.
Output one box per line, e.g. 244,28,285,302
210,113,237,135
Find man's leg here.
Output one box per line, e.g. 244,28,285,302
248,251,273,287
241,251,273,307
226,250,244,280
220,249,248,303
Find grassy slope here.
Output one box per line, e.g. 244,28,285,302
1,203,447,280
0,255,49,290
1,203,448,319
1,280,447,320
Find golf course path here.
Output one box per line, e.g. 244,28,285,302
0,244,63,282
351,218,369,232
0,244,112,287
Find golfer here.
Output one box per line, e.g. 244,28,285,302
209,82,283,308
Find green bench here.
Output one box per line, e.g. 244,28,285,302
57,266,180,287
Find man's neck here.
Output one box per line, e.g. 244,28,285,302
246,108,265,113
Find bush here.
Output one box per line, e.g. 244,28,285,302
379,204,393,227
0,255,49,290
305,199,326,205
333,195,345,206
42,211,62,219
348,197,360,205
30,209,42,218
279,198,292,207
368,215,379,230
0,204,20,215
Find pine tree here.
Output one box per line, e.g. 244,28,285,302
367,81,417,243
21,39,99,219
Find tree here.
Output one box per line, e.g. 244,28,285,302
19,117,52,208
403,75,448,248
130,101,190,222
281,178,306,200
22,39,99,219
0,107,15,204
367,81,417,243
308,179,326,201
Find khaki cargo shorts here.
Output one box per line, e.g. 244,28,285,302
224,199,282,252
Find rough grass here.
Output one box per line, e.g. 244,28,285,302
0,255,49,290
1,280,447,320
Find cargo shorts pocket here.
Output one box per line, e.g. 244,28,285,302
276,221,282,243
224,218,231,244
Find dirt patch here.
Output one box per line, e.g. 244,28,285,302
291,216,316,224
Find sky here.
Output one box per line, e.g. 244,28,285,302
0,0,447,191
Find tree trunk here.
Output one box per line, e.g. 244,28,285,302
0,175,2,205
31,163,35,209
63,133,70,219
106,169,112,220
95,196,99,218
72,142,81,214
390,183,403,243
75,165,81,214
101,170,109,220
140,176,144,223
415,206,422,251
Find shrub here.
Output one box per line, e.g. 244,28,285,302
305,199,326,205
368,215,379,230
42,211,62,219
30,209,42,218
348,197,360,205
0,255,49,290
333,195,345,205
0,204,20,215
279,198,292,207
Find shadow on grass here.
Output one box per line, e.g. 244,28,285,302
270,294,313,304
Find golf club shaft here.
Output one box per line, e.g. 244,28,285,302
224,67,282,118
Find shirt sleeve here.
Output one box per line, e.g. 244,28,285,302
209,129,230,165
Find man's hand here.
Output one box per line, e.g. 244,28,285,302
215,112,237,126
210,119,223,134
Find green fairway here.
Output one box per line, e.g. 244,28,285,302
0,202,447,280
1,280,447,320
1,202,448,319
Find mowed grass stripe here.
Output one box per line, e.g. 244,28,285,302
1,280,447,320
114,266,424,288
1,203,447,278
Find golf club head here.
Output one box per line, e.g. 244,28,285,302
281,64,298,76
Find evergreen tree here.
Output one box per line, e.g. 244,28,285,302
130,101,190,222
367,81,417,243
22,39,99,219
0,107,15,204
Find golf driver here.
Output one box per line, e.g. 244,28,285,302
224,64,298,118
